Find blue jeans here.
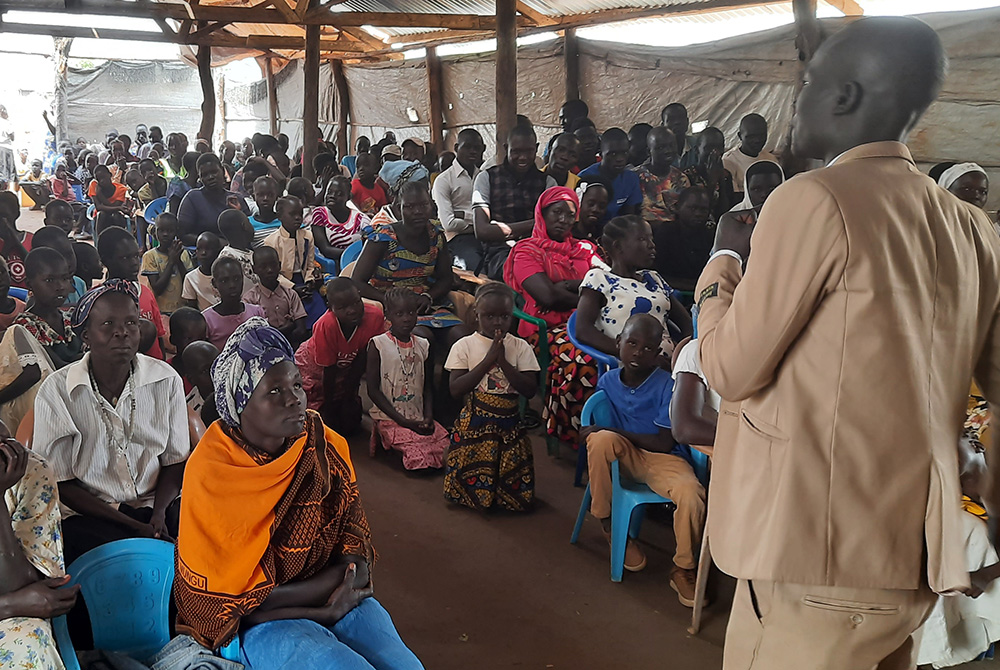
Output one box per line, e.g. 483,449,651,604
239,598,424,670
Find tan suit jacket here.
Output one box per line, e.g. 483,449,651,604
695,142,1000,592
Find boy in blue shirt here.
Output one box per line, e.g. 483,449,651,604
582,313,706,607
577,127,642,228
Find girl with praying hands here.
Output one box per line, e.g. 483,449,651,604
174,318,423,670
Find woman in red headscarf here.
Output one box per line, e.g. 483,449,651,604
504,186,603,444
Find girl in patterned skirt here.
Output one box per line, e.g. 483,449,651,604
367,288,449,470
443,283,540,512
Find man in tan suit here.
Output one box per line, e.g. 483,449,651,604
695,17,1000,669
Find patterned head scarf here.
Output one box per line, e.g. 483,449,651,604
378,159,429,200
70,278,139,337
212,316,296,427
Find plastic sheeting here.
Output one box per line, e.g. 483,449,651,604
66,61,203,143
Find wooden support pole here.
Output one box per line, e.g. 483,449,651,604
303,24,320,182
197,44,215,142
426,46,444,150
332,59,350,162
783,0,822,168
264,57,279,137
495,0,516,163
564,28,579,104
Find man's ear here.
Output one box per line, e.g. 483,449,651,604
833,80,863,116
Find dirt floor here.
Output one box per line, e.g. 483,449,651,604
351,428,731,670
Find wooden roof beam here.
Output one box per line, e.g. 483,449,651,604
0,21,367,50
515,1,556,26
4,0,519,28
823,0,863,15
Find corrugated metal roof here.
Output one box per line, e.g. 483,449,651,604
328,0,697,16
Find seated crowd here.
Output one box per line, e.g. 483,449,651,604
0,94,996,670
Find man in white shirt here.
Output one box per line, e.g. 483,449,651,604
33,280,190,562
722,113,777,195
432,128,486,271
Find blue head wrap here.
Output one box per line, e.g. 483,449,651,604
377,159,429,200
70,278,140,337
211,316,296,427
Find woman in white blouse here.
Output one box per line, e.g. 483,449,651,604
32,280,190,563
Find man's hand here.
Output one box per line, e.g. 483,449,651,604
712,210,755,261
8,577,80,619
0,439,29,493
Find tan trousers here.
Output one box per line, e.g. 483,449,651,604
586,429,706,569
723,579,938,670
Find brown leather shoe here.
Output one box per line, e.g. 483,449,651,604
670,566,698,607
602,529,647,572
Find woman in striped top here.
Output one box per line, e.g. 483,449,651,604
310,176,369,264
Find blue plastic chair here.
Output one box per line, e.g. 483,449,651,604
52,538,240,670
315,248,339,276
71,184,86,203
570,390,709,583
9,287,27,302
143,197,168,226
567,311,618,376
339,239,364,270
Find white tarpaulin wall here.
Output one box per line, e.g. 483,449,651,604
253,6,1000,205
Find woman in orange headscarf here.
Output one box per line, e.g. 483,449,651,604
503,186,603,444
174,317,423,670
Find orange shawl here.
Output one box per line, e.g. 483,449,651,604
174,410,373,649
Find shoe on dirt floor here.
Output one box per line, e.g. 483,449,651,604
602,529,647,572
670,566,698,607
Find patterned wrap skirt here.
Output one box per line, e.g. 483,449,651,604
443,391,534,512
530,325,599,446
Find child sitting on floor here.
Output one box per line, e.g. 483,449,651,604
264,194,326,326
312,175,370,264
444,282,539,512
142,213,195,317
0,258,24,338
917,435,1000,668
12,248,82,369
294,276,386,436
181,339,220,428
167,306,207,390
367,288,448,470
249,175,281,247
97,226,166,359
217,209,257,287
582,313,705,607
29,226,87,308
182,231,222,311
202,256,266,350
242,246,308,348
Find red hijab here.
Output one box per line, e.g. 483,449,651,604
504,186,596,290
504,186,599,331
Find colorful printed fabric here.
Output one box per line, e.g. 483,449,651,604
0,453,66,670
443,391,534,512
371,420,448,470
632,163,691,226
211,316,295,427
69,278,139,335
530,325,598,445
175,411,373,650
362,212,463,329
966,381,991,446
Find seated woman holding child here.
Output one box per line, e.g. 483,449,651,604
352,172,467,342
32,280,190,563
503,186,603,444
175,318,423,670
0,419,80,670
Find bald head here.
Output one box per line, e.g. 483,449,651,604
621,312,664,342
792,17,946,162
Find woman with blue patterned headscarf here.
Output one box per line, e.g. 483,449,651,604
175,317,423,670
